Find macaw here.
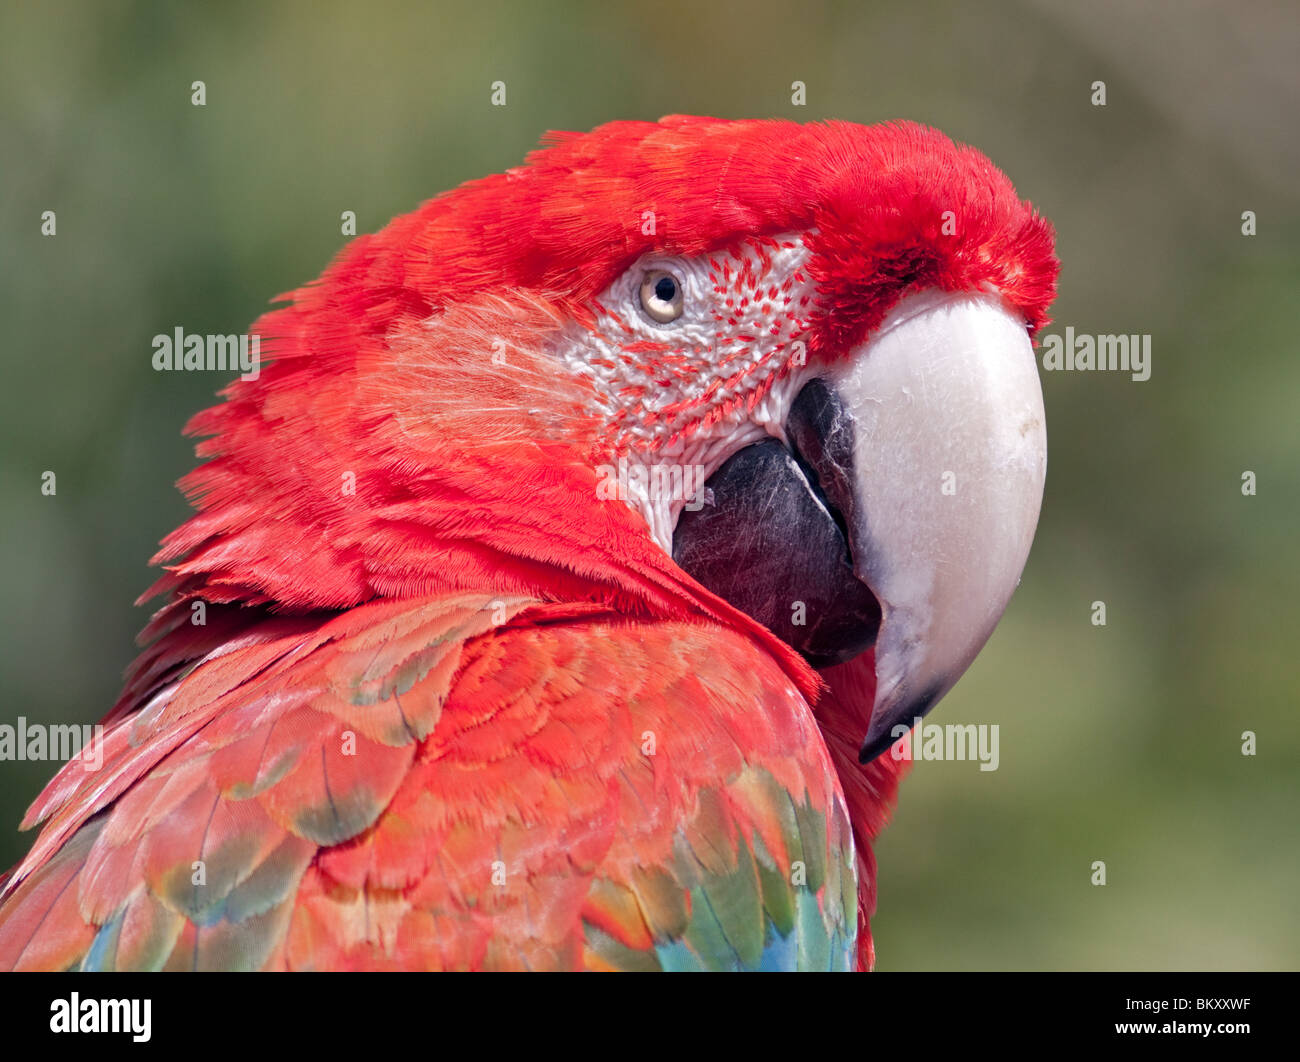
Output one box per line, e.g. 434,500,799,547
0,116,1056,971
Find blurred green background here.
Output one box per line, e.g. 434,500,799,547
1,1,1296,969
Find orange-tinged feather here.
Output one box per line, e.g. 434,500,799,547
2,596,851,969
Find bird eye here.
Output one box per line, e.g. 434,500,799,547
639,269,684,323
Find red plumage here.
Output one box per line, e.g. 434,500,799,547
0,116,1055,970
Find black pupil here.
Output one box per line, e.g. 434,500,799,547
654,276,677,303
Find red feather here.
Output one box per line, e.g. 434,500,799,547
0,117,1056,970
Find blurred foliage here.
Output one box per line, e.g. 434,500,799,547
1,0,1295,968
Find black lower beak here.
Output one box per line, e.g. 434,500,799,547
671,382,880,668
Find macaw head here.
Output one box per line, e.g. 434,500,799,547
136,118,1056,940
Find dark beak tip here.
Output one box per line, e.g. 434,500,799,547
858,732,893,765
856,682,947,765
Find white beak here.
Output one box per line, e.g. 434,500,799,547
826,290,1048,761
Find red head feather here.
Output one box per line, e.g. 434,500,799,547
16,117,1060,973
117,117,1057,746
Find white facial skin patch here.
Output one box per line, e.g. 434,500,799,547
554,234,822,551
